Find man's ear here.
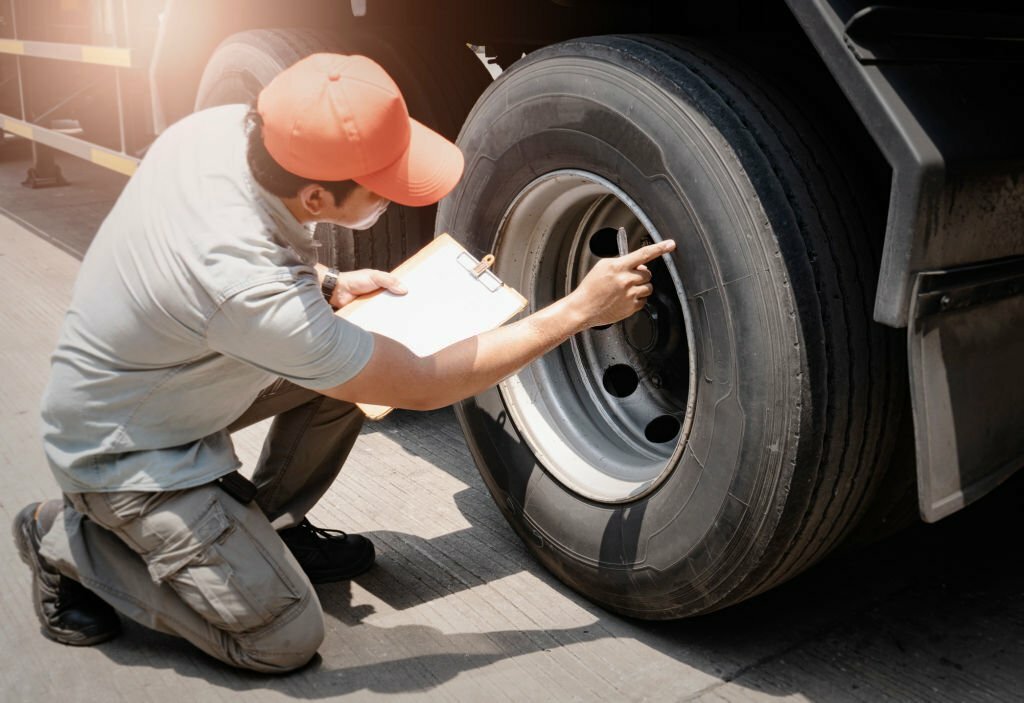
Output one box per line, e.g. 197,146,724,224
298,184,326,217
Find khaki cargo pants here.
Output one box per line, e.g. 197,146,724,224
38,380,364,673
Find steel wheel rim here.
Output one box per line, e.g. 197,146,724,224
495,170,697,504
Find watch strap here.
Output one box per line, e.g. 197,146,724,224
321,268,339,304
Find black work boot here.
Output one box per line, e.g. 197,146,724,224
278,518,375,583
12,501,121,646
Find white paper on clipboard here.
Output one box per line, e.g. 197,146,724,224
336,233,528,419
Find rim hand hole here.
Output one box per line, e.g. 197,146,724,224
602,364,639,397
645,415,681,443
589,227,625,258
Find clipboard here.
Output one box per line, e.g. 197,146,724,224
337,233,528,419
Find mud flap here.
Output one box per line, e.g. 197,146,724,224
908,257,1024,522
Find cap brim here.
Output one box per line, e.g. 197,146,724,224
354,118,464,207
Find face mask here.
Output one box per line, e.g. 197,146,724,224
345,206,386,231
348,207,387,232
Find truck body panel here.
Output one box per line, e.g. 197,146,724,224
785,0,1024,519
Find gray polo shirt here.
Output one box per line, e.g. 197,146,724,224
41,104,374,494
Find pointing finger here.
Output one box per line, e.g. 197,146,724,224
621,239,675,268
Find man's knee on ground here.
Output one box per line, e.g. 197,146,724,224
236,595,325,673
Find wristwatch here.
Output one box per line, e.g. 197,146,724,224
321,267,339,305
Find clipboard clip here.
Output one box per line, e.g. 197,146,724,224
472,254,496,277
456,251,503,293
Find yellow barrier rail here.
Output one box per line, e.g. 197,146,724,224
1,114,138,177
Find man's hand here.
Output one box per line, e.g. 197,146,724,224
566,240,677,330
330,269,407,308
321,238,677,411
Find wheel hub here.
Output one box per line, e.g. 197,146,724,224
624,304,658,353
494,170,697,503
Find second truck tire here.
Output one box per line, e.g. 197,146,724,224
437,35,905,618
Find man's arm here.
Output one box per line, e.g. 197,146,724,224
320,240,676,410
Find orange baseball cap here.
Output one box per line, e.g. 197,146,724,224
256,53,464,207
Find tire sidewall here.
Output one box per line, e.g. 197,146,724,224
438,38,809,616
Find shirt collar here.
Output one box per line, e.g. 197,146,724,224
243,168,319,266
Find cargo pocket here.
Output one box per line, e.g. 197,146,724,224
147,498,303,634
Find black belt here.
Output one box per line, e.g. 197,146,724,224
216,471,257,504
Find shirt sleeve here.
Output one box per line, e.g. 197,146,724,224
206,273,374,390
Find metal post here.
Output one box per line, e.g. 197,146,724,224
10,0,67,187
9,0,27,122
114,67,126,154
119,0,131,48
23,145,68,187
112,0,129,157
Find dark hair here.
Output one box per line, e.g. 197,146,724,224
245,105,360,204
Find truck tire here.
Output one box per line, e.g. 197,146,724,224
194,27,490,269
437,35,904,618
